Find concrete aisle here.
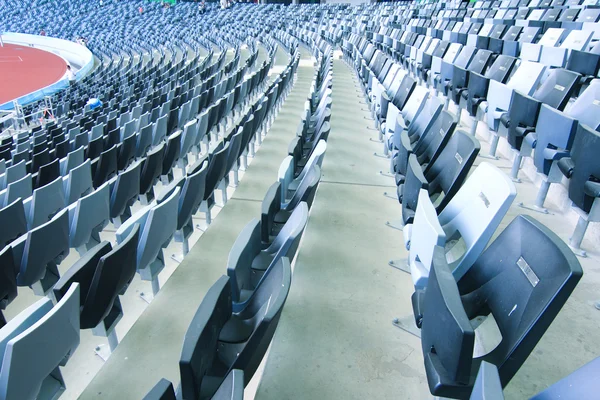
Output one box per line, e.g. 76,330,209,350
80,47,315,399
256,59,429,399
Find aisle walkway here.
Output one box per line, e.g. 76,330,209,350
256,59,429,399
80,46,316,399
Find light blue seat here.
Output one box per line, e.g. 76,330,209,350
23,177,65,230
59,147,85,177
1,174,33,208
109,160,142,227
67,182,110,255
137,124,154,159
402,163,516,289
178,119,198,170
63,159,93,206
121,119,137,141
152,114,168,147
115,187,180,300
0,283,80,400
0,160,26,191
12,208,70,295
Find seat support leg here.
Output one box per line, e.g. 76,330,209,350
392,315,421,338
569,215,589,257
510,154,522,183
519,179,550,214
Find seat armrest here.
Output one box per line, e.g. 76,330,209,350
543,148,569,161
557,157,575,178
584,181,600,198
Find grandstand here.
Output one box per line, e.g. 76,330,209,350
0,0,598,399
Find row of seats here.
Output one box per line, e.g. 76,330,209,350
141,30,334,400
0,6,311,398
339,1,589,398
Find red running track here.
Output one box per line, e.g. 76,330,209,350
0,43,67,105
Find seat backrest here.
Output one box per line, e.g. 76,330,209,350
138,187,180,270
204,142,230,200
424,130,481,212
532,68,580,110
110,160,142,219
15,207,70,287
60,147,85,177
137,124,154,158
162,130,182,175
0,283,80,400
402,85,429,124
64,159,93,205
179,161,208,230
0,199,27,248
179,275,232,400
142,378,176,400
212,369,244,400
231,256,292,385
533,105,578,175
415,110,457,167
69,182,110,249
27,177,65,230
421,245,475,394
567,79,600,130
409,190,447,290
36,158,60,189
3,174,32,208
181,119,198,157
506,61,546,95
470,362,504,400
227,218,262,302
153,114,168,147
93,145,118,188
438,162,517,280
0,247,17,310
140,141,165,196
77,225,139,329
460,215,583,386
1,160,26,190
566,123,600,212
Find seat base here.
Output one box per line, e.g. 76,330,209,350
388,258,410,273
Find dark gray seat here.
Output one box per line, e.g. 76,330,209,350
179,257,291,400
416,215,582,398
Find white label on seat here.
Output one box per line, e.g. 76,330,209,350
499,66,507,71
554,84,565,92
455,153,463,164
517,257,539,287
593,100,600,106
440,128,445,136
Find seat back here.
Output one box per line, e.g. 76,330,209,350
565,123,600,212
3,174,32,208
64,159,93,205
35,159,60,189
178,161,208,230
0,247,17,311
162,130,182,176
69,182,110,249
60,147,85,176
181,119,198,158
137,124,154,158
231,256,292,385
567,79,600,130
0,283,80,400
110,160,142,219
533,68,580,110
421,246,475,397
460,215,583,386
531,357,600,400
204,142,230,201
179,275,232,400
140,143,165,197
415,110,457,167
27,177,65,230
16,208,70,287
1,160,26,190
93,145,118,188
138,187,179,271
153,114,168,147
424,130,481,211
533,105,578,175
438,163,517,280
63,225,138,329
0,199,27,248
409,190,447,290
